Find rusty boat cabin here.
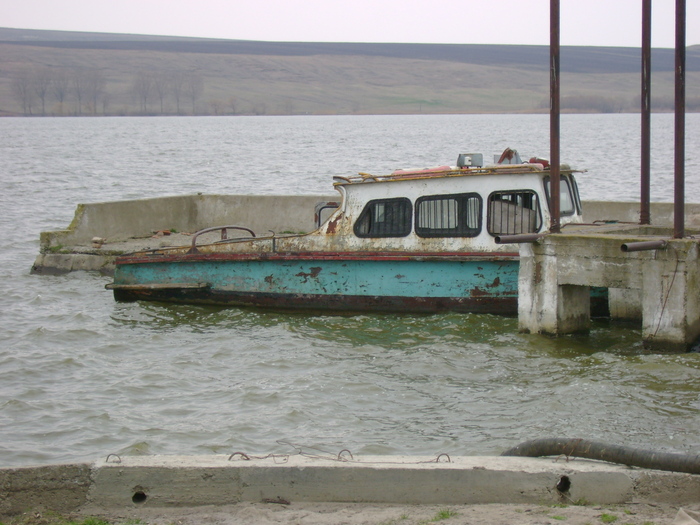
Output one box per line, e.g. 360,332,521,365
107,148,584,313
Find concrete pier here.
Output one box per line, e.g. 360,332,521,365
518,224,700,351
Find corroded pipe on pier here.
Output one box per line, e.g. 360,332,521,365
620,240,668,252
495,233,548,244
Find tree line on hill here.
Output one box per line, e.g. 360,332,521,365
10,66,211,116
9,64,700,116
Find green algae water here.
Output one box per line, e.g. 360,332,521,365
0,115,698,466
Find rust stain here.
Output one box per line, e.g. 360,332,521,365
395,274,405,279
534,262,542,284
296,266,322,282
264,275,274,284
326,216,341,234
486,277,501,288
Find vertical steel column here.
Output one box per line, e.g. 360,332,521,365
674,0,686,238
550,0,561,233
640,0,652,224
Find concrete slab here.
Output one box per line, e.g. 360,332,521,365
5,455,700,515
92,455,635,508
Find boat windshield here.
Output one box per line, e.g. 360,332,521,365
544,175,580,216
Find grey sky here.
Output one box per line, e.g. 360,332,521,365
2,0,698,48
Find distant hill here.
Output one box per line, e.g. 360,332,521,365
2,27,699,116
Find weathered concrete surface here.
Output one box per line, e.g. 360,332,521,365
2,455,699,518
0,463,91,516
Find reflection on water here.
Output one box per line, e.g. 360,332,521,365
0,115,699,467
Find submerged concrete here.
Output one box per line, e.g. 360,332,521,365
2,455,699,518
518,223,700,350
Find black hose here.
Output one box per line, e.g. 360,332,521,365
501,438,700,475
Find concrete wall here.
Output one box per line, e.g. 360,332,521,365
582,201,700,228
40,194,339,250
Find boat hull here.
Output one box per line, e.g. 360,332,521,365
110,252,520,314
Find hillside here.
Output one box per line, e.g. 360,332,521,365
2,27,699,116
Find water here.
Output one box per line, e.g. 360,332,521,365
0,114,698,467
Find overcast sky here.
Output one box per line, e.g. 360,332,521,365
2,0,698,49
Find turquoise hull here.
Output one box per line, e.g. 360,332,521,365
111,253,520,314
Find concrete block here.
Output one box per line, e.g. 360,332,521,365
609,288,642,319
84,455,639,510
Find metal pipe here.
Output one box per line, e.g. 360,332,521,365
640,0,651,225
674,0,686,238
620,240,668,252
550,0,561,234
495,233,547,244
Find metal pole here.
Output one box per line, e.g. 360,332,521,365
674,0,685,238
640,0,652,224
550,0,561,233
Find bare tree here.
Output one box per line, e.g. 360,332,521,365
132,70,154,114
84,69,106,115
252,102,268,116
10,71,34,115
171,72,185,114
51,69,70,115
152,71,170,114
71,68,92,115
183,72,204,115
101,92,110,115
209,99,224,115
32,68,53,115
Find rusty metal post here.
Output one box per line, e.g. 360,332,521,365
674,0,686,238
550,0,561,233
640,0,652,224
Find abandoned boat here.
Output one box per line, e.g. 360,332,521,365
107,148,584,313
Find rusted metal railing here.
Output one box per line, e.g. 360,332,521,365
188,225,256,253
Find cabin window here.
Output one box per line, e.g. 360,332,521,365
487,190,542,236
354,198,412,237
415,193,482,237
544,176,579,216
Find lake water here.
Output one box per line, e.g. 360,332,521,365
0,114,698,467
